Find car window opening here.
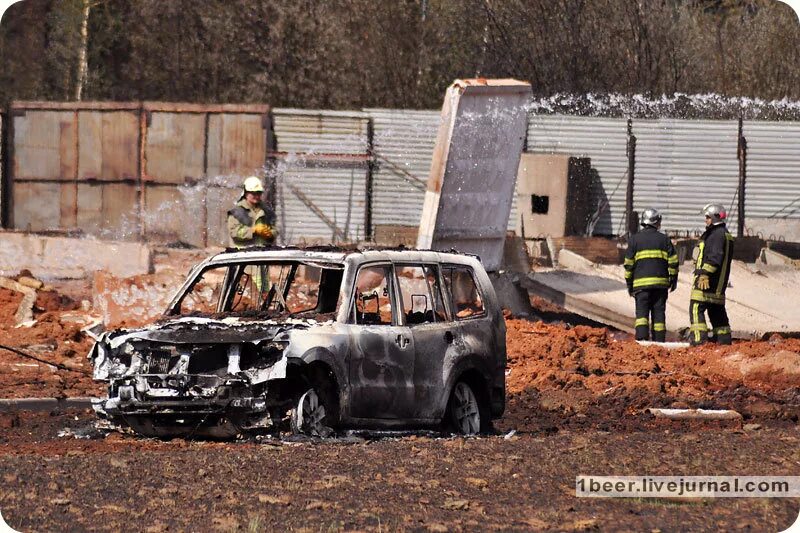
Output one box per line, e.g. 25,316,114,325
174,261,343,320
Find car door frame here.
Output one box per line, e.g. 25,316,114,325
393,262,460,421
344,261,418,423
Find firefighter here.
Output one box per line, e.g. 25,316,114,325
623,208,679,342
689,203,734,346
227,176,277,248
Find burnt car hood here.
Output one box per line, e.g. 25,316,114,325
96,316,317,349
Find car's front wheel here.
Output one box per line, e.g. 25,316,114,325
290,388,334,437
446,381,489,436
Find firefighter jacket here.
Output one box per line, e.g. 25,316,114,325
623,226,679,292
227,198,276,248
691,223,734,304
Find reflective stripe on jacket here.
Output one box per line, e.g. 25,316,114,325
691,223,734,304
623,226,679,291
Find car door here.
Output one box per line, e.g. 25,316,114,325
394,264,455,420
347,263,416,420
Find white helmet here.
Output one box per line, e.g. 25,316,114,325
243,176,264,193
702,203,726,225
640,208,662,228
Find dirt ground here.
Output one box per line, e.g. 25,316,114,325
0,261,799,530
0,409,798,532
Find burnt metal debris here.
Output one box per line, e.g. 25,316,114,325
89,248,506,439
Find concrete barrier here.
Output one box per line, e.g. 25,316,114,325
0,231,153,279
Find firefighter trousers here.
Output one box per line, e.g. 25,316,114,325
689,300,731,346
634,288,668,342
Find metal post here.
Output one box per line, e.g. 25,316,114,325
263,110,278,214
0,109,8,229
201,112,210,247
625,118,636,236
138,106,149,240
737,117,747,238
365,117,375,241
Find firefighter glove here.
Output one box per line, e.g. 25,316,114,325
670,279,677,292
696,274,711,291
253,224,274,239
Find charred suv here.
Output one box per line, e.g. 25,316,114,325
89,248,506,438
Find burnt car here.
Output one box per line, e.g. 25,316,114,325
89,247,506,438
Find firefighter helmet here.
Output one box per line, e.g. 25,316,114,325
702,203,727,224
242,176,264,193
640,208,662,228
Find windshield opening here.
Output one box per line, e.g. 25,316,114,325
172,261,343,319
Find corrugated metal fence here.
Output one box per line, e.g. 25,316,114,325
4,102,800,244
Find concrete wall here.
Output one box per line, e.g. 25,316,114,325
0,231,152,279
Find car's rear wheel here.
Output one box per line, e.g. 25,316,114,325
446,381,488,436
290,388,333,437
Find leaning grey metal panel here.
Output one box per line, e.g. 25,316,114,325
366,108,439,227
633,119,739,235
418,80,532,270
13,110,77,181
743,121,800,235
527,115,629,236
272,109,369,243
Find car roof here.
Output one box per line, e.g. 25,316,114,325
207,246,481,268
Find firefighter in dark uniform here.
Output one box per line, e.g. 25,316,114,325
624,208,679,342
689,203,734,346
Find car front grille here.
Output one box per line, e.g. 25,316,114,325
147,350,174,374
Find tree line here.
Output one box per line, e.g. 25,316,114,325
0,0,798,109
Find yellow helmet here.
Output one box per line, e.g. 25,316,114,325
243,176,264,193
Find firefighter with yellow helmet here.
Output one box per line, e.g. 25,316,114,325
227,176,277,248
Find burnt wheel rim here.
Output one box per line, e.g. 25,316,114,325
453,382,480,435
296,389,326,435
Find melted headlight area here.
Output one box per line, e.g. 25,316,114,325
94,340,290,437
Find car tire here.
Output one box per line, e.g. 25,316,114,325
290,388,334,437
445,381,490,436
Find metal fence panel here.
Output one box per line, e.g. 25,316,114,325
205,113,268,247
277,167,367,244
633,119,740,235
12,110,77,182
206,113,267,177
145,112,205,184
744,121,800,226
143,112,205,244
273,109,369,153
527,115,629,236
366,109,439,227
272,109,369,243
78,111,139,181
